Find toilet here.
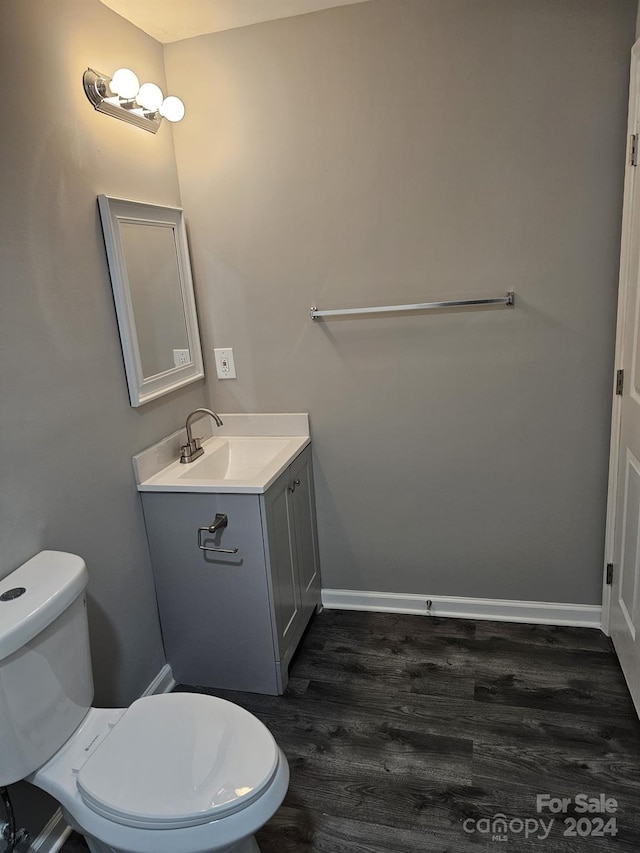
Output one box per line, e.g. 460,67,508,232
0,551,289,853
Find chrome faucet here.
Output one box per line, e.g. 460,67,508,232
180,408,223,463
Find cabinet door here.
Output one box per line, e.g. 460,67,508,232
290,448,320,608
262,471,300,654
141,491,279,693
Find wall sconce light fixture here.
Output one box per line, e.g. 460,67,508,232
83,67,185,133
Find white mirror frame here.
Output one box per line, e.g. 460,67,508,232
98,195,204,407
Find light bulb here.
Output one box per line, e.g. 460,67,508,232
109,68,139,99
136,82,164,111
159,96,185,122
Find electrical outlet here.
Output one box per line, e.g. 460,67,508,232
214,347,236,379
173,348,191,367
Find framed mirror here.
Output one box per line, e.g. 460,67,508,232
98,195,204,407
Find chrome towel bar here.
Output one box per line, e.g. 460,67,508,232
310,291,514,320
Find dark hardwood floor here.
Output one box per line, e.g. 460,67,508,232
62,610,640,852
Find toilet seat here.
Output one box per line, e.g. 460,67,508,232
76,693,279,831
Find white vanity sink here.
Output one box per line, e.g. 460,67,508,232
133,413,310,494
177,437,291,481
137,411,321,695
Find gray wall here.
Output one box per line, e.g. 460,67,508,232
0,0,207,835
166,0,636,606
0,0,636,839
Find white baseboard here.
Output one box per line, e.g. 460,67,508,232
140,663,176,696
27,664,176,852
321,588,602,629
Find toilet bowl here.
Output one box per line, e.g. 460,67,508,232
0,551,289,853
30,695,290,853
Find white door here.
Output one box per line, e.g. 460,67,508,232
607,42,640,717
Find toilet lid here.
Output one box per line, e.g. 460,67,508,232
76,693,279,830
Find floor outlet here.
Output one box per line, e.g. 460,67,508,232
214,347,237,379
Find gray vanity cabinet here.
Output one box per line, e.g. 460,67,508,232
140,444,321,695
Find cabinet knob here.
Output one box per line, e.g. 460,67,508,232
288,478,301,493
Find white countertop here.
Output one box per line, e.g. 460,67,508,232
133,413,310,495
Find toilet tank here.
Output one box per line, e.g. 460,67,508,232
0,551,94,785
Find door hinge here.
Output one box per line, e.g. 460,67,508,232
606,563,614,585
631,134,638,167
616,369,624,396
